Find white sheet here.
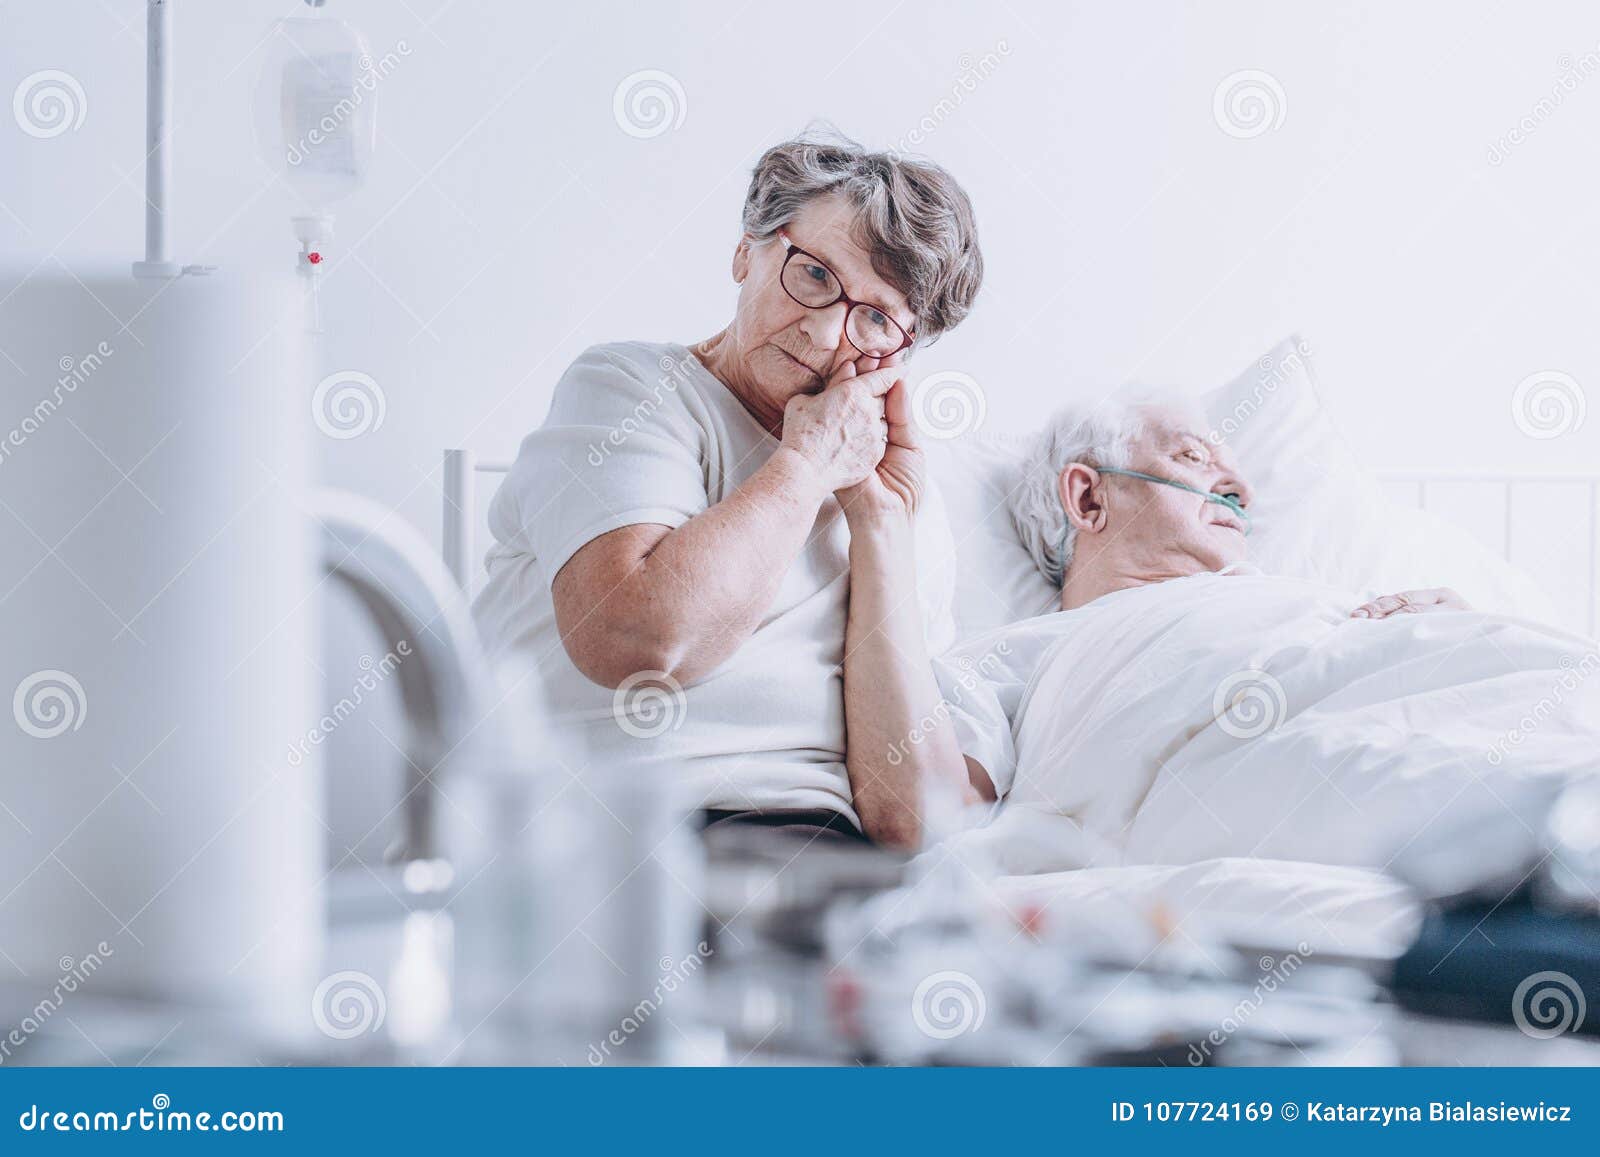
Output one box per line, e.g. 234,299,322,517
978,570,1599,881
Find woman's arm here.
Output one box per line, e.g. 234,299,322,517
553,447,827,688
554,366,901,689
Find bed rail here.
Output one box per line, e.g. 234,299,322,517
443,451,1600,636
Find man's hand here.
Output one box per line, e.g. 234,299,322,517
831,355,926,525
1351,587,1472,619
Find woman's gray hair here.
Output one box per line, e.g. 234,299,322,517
741,129,983,343
1010,389,1199,586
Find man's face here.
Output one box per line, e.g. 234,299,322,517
1098,406,1254,572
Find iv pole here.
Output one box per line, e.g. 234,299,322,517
131,0,182,279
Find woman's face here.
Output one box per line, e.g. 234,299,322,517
723,192,916,425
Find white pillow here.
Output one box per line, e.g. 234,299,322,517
924,334,1561,640
923,435,1058,640
1204,335,1560,622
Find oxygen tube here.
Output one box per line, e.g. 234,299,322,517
1051,468,1250,586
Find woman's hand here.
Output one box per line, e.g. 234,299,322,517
779,358,904,494
1351,587,1472,619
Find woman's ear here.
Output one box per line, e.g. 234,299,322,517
1059,463,1106,534
731,235,751,285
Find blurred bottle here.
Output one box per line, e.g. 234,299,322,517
447,662,706,1065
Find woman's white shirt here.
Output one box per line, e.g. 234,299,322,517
472,341,957,825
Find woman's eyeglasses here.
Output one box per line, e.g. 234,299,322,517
776,233,915,358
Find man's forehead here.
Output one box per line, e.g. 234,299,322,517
1136,405,1210,446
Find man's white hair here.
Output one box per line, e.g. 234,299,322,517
1009,388,1203,586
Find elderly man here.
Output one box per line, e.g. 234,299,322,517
474,133,985,850
927,395,1597,876
1013,396,1466,618
945,394,1472,804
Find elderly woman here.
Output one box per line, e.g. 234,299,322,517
474,134,986,849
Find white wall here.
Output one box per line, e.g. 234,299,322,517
7,0,1600,518
7,0,1599,858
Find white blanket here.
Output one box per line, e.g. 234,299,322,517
979,572,1600,879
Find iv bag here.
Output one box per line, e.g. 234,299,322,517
253,15,377,210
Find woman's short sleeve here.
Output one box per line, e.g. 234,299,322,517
488,345,711,586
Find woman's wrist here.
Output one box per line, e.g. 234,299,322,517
765,445,832,509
